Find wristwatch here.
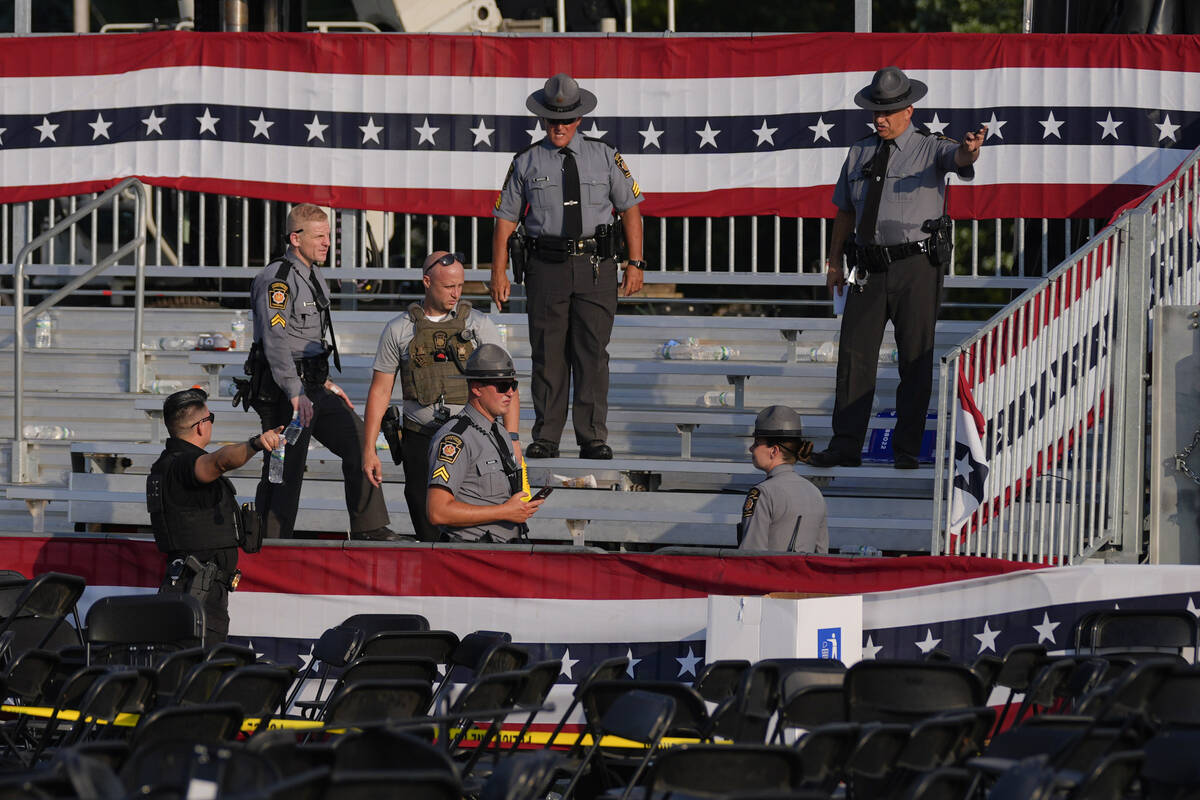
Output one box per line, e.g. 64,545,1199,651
509,432,521,442
248,434,265,452
626,259,646,269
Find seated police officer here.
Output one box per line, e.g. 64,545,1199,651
739,406,829,553
245,202,395,541
147,389,282,646
426,345,544,542
362,251,518,542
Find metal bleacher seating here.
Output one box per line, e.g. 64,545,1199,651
0,305,976,552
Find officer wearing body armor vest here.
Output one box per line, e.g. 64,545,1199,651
242,203,396,541
147,389,283,645
426,345,544,543
363,251,518,541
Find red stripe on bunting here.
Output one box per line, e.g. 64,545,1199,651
0,177,1149,222
0,537,1040,600
2,32,1200,79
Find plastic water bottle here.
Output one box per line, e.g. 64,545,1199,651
496,324,510,351
160,336,195,351
878,347,898,363
22,424,72,440
661,338,740,360
33,312,53,349
807,341,836,362
195,333,231,351
148,379,186,394
701,391,733,407
270,414,303,484
229,312,248,351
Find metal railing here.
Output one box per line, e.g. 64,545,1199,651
11,178,147,483
932,146,1200,564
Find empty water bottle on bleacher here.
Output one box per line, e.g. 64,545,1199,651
660,337,740,360
805,341,836,362
23,424,72,440
269,414,303,484
33,312,54,349
229,311,249,351
701,391,733,407
159,336,196,351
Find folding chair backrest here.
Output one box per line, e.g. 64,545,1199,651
583,679,709,740
206,642,258,666
451,631,513,672
1142,664,1200,728
358,630,459,663
129,701,245,751
778,685,846,732
153,647,206,701
326,769,460,800
57,669,142,750
648,743,804,796
477,642,531,677
776,659,846,697
1141,729,1200,796
173,658,239,705
515,660,561,708
211,664,296,719
0,572,86,653
481,750,562,800
341,613,431,636
994,644,1049,691
314,625,366,668
693,659,750,703
1090,610,1200,662
322,678,433,727
844,660,983,723
332,726,456,774
451,670,525,716
340,656,438,686
3,648,60,703
597,688,676,744
85,593,203,664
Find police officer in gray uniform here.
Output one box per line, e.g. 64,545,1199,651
491,73,646,461
426,345,544,542
245,203,395,541
739,406,829,553
810,67,987,470
362,251,517,542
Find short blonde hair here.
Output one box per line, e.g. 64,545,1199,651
286,203,328,234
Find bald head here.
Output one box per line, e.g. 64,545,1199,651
422,251,465,315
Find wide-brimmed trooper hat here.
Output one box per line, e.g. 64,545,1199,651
526,73,598,120
751,405,804,439
464,344,517,380
853,66,928,112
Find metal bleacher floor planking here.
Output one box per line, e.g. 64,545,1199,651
0,306,982,553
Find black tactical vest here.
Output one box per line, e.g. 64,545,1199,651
146,449,242,554
399,301,477,406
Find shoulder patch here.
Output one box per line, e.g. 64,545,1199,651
269,313,286,328
431,465,450,483
743,487,760,518
437,433,464,464
614,152,633,180
496,161,515,210
268,281,289,310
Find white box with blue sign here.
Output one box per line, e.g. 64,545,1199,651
705,594,864,665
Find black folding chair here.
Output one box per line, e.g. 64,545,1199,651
844,660,984,723
542,655,628,751
341,612,431,635
128,701,244,752
482,750,562,800
282,623,365,716
210,664,296,735
320,678,434,730
1083,609,1200,664
85,593,204,666
693,658,751,703
648,743,808,797
0,572,86,656
560,689,676,800
321,768,461,800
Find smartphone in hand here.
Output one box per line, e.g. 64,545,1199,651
531,486,554,501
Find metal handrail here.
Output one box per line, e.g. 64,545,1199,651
12,177,146,483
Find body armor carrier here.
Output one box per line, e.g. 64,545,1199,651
146,451,242,554
399,301,477,406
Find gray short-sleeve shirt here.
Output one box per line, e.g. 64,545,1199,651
250,248,331,399
832,124,974,247
427,403,521,542
737,465,829,553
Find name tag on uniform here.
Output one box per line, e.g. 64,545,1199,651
484,459,499,465
303,301,318,307
533,176,550,183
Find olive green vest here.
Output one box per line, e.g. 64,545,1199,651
399,301,476,406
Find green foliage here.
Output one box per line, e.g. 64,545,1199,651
629,0,1022,33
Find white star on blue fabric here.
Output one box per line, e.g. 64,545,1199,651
35,116,60,142
583,121,608,140
807,116,832,143
249,112,274,140
695,121,720,149
676,647,702,678
0,126,6,145
1039,111,1065,139
638,121,663,150
1033,611,1060,644
526,124,545,144
753,119,778,146
559,647,580,679
141,110,166,136
625,647,642,677
1187,597,1200,618
359,116,383,144
924,113,949,135
983,112,1006,140
195,108,219,136
88,112,112,140
915,629,942,654
469,118,493,146
973,620,1001,654
305,114,328,142
1155,113,1180,142
956,452,974,480
297,642,315,672
862,635,882,660
414,117,438,146
1097,112,1123,141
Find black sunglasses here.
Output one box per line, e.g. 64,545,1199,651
190,412,215,429
482,380,518,393
424,252,465,273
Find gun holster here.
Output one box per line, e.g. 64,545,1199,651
595,223,615,260
508,230,528,284
922,215,953,267
239,501,262,554
381,405,404,466
244,342,282,407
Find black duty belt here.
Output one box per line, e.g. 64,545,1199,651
857,239,930,271
533,236,598,257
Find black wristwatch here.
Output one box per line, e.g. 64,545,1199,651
509,432,521,442
626,259,646,269
248,434,265,452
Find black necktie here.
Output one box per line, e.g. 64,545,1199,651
305,268,341,372
560,147,583,239
859,139,892,245
489,423,520,494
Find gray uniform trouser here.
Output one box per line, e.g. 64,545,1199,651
253,384,390,539
829,252,942,461
525,253,619,446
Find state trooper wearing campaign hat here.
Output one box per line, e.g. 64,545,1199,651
738,406,829,553
811,66,987,471
491,73,646,462
426,345,543,543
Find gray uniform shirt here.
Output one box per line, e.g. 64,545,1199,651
371,306,504,428
427,403,520,542
493,135,644,238
250,247,330,399
737,465,829,554
832,124,974,247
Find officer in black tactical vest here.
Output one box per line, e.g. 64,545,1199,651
242,203,395,541
426,345,544,542
147,389,282,645
363,251,517,541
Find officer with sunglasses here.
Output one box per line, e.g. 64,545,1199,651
491,73,645,461
363,250,516,541
147,388,283,645
426,345,544,543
